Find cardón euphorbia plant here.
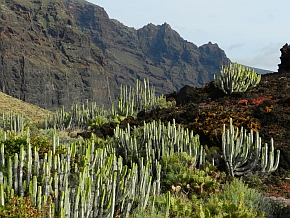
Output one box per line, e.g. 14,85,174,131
222,118,280,177
214,62,261,94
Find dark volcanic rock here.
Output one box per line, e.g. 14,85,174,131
278,43,290,73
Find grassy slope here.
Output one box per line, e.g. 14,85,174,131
0,92,52,123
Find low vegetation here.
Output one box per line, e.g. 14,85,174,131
0,77,286,217
0,92,52,123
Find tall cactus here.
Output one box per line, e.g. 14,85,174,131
0,127,165,217
113,119,205,169
214,62,261,94
118,79,159,116
0,111,25,133
261,138,280,173
222,118,280,176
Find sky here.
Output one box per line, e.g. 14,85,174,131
88,0,290,72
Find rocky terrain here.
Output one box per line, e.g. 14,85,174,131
86,44,290,206
0,43,287,215
1,0,289,216
0,0,271,110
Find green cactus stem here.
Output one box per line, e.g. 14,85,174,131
165,191,171,217
261,138,280,173
214,62,261,95
222,118,280,176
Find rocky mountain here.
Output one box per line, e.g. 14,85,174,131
0,0,259,110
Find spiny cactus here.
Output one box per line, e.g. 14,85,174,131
118,79,173,117
0,111,25,133
46,79,174,131
113,119,205,168
222,118,280,176
214,62,261,94
0,128,164,217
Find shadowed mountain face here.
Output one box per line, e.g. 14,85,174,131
1,0,233,109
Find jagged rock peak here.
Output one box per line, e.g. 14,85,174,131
161,22,171,28
278,43,290,73
141,22,171,28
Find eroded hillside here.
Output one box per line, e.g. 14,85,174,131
0,0,230,110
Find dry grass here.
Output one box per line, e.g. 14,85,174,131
0,92,52,123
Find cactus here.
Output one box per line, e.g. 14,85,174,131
45,79,174,131
113,119,205,168
0,79,210,217
222,118,280,176
165,191,171,217
0,126,167,217
261,138,280,173
0,111,25,133
118,79,171,116
214,62,261,94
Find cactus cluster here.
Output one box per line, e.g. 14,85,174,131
113,119,205,169
118,79,174,116
0,78,281,217
47,101,115,131
0,128,165,217
47,79,174,131
222,118,280,176
0,111,25,134
0,115,205,217
214,62,261,94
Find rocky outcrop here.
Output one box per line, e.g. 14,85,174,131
278,43,290,73
0,0,231,109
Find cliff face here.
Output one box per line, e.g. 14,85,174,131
0,0,110,109
0,0,230,109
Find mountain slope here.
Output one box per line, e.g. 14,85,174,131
0,0,235,110
0,0,109,110
0,91,52,122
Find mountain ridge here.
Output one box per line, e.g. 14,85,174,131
0,0,271,110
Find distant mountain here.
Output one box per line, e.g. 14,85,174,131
0,0,269,110
247,67,273,75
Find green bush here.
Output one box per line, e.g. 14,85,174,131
130,192,194,218
193,178,273,218
0,196,49,218
0,134,55,159
161,152,226,198
30,135,51,153
195,198,259,218
86,115,108,128
0,136,27,159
